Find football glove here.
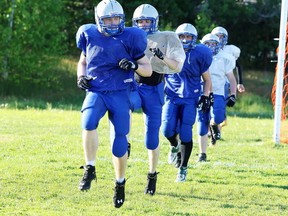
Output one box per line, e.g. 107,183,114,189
149,48,164,60
119,58,138,71
197,95,210,113
77,75,92,90
226,95,236,107
209,92,214,107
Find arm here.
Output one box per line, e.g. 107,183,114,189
162,56,182,72
76,52,92,90
226,72,237,96
236,60,246,93
135,55,152,77
149,47,184,72
77,52,87,78
201,71,212,96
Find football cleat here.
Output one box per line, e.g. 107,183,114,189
174,152,181,168
197,153,207,162
175,167,187,182
210,124,221,140
168,144,179,164
144,172,159,195
78,165,96,191
113,179,126,208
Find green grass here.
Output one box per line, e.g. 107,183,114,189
0,109,287,215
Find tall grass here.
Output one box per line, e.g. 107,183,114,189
0,109,287,215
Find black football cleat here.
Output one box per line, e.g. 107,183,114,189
78,165,96,191
113,179,126,208
144,172,159,196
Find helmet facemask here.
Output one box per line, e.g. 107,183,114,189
132,4,159,35
96,14,125,36
175,23,198,51
204,40,220,55
211,26,228,49
215,33,228,49
178,33,197,50
95,0,125,36
132,17,158,34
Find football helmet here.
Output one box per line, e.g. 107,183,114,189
175,23,198,50
211,26,228,48
200,33,220,55
132,4,159,34
95,0,125,36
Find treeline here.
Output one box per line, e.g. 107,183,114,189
0,0,281,96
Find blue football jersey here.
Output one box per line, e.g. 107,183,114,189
164,44,212,98
76,24,147,91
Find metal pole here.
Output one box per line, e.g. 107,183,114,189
273,0,288,144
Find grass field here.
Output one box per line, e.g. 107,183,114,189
0,61,287,215
0,108,287,215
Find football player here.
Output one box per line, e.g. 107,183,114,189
76,0,152,208
161,23,212,182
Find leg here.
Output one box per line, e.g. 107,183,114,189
197,107,210,161
82,129,98,164
107,91,130,208
161,97,180,164
79,92,106,191
139,84,163,195
210,95,226,144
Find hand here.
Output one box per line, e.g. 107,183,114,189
149,48,164,60
198,95,210,113
77,75,92,90
209,92,214,107
226,95,236,107
237,84,245,93
119,58,138,71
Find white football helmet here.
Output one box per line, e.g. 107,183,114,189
132,4,159,34
95,0,125,36
200,33,221,55
175,23,198,50
211,26,228,48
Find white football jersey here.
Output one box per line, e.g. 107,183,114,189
222,44,241,60
209,50,235,96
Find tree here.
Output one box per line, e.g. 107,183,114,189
195,0,281,70
0,0,67,95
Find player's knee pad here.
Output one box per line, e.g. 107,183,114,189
161,120,176,138
145,126,160,150
213,111,226,125
112,135,127,157
179,123,193,143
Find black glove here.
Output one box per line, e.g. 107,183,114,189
77,75,92,90
119,58,138,71
197,95,210,113
226,95,236,107
209,92,214,107
149,48,164,60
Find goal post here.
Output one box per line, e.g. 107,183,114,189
273,0,288,144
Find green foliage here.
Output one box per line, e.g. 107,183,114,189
0,0,283,96
0,109,287,215
195,0,281,69
0,0,67,95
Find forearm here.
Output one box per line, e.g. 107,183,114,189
77,62,86,78
236,60,243,84
202,71,212,96
77,52,87,78
135,62,152,77
229,76,237,95
162,57,182,72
